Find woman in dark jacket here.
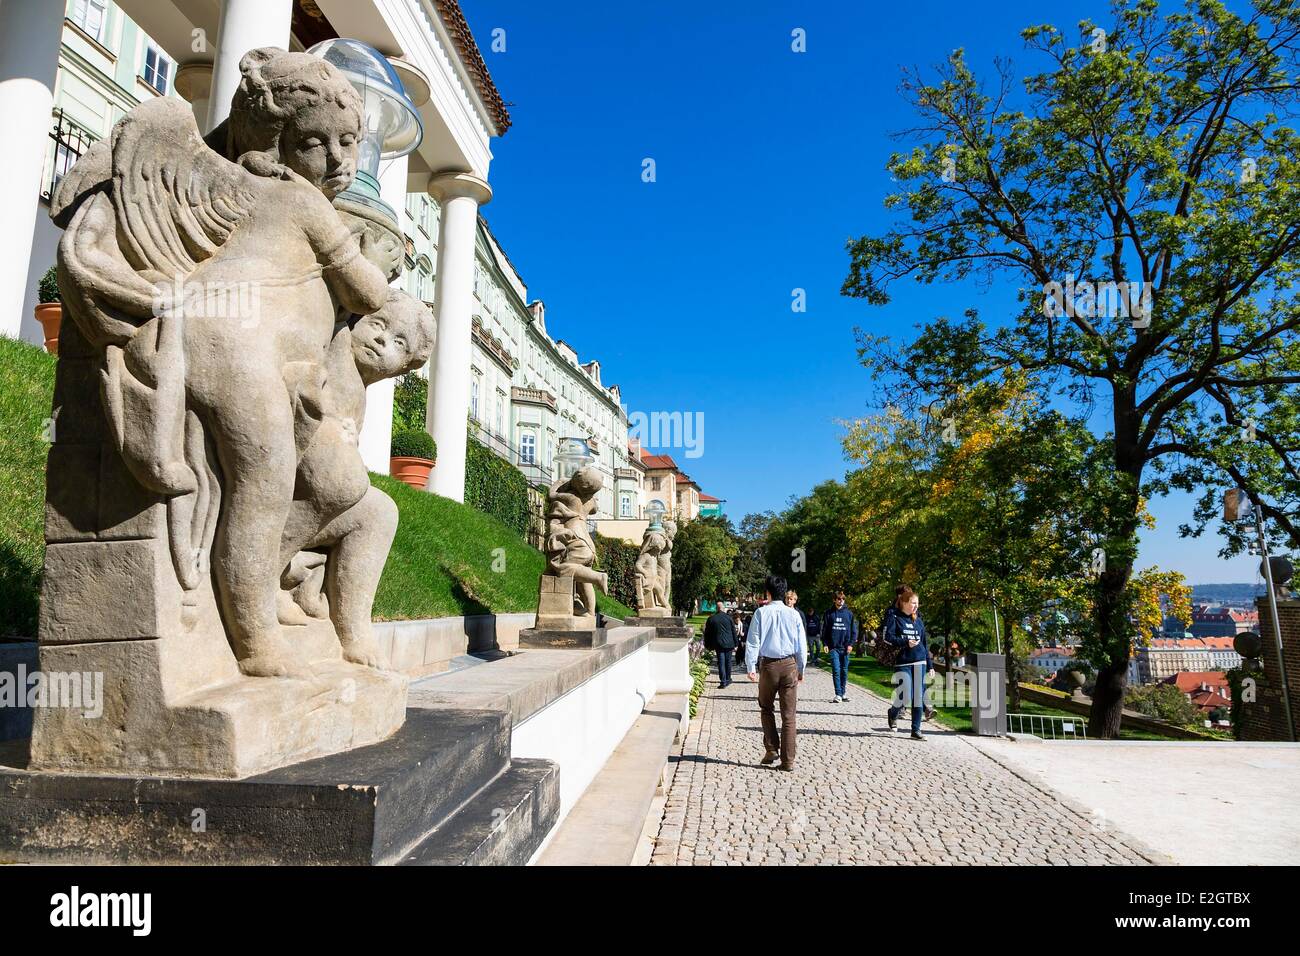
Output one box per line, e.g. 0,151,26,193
883,585,932,740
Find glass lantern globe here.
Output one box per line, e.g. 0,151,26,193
308,38,424,224
554,437,594,481
646,499,667,530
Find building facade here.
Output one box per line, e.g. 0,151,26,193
1136,637,1242,683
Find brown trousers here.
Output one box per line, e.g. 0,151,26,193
758,656,798,767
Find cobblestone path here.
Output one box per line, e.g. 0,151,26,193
650,664,1155,865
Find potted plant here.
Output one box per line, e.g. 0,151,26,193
390,428,436,489
34,266,62,355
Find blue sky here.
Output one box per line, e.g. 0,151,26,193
459,0,1261,584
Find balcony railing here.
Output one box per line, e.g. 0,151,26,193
469,424,553,484
44,109,98,201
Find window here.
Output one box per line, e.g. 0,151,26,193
651,477,661,490
519,432,536,466
72,0,107,42
495,390,505,436
144,45,171,95
619,492,633,518
470,378,480,421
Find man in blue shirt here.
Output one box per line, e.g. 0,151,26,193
821,590,859,703
746,574,806,771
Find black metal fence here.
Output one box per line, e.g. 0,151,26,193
44,109,98,201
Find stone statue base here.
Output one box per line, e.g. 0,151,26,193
534,572,597,631
518,627,608,650
623,615,692,640
30,607,407,780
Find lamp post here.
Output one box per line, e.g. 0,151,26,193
646,498,667,531
555,437,594,482
1225,488,1295,741
308,38,423,227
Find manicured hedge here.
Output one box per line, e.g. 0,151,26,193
464,437,530,538
594,533,639,610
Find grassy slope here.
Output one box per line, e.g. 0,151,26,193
0,336,628,635
0,338,53,638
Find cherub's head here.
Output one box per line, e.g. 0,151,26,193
663,519,677,540
351,290,435,385
568,465,603,499
228,48,364,199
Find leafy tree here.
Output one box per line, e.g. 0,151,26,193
843,0,1300,736
670,517,739,614
734,511,776,599
1125,681,1204,728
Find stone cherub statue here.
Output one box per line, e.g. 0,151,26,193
30,46,429,777
51,48,414,677
635,522,670,615
542,465,608,623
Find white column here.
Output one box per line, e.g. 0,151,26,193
205,0,293,131
425,171,491,501
355,153,410,475
174,62,214,134
0,0,64,341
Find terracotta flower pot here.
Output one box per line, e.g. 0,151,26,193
34,302,62,355
390,456,434,490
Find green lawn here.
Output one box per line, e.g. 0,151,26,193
834,655,1184,741
0,337,53,638
0,337,629,635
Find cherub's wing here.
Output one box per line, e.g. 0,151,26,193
108,97,258,280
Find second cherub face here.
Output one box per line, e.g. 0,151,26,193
350,295,433,384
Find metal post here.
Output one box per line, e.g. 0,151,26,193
1255,512,1296,742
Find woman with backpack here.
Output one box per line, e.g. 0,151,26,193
883,585,932,740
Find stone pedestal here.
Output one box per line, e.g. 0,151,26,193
534,572,596,631
518,628,608,650
1,709,558,865
623,615,693,640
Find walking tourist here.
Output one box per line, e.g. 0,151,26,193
884,585,932,740
745,575,806,771
732,610,747,668
703,600,737,688
805,599,824,665
822,590,859,703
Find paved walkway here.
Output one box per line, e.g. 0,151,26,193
967,736,1300,866
649,664,1157,865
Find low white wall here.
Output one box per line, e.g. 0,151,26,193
649,638,692,693
511,641,654,820
373,611,535,677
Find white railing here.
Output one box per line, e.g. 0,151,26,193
1007,713,1087,740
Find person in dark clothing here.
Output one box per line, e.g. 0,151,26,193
883,585,932,740
821,590,859,703
703,602,737,688
732,611,747,668
805,604,823,665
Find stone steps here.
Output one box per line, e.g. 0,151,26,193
400,758,559,866
0,707,557,866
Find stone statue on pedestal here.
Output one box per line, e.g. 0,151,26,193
34,48,432,778
534,466,608,630
635,523,669,616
